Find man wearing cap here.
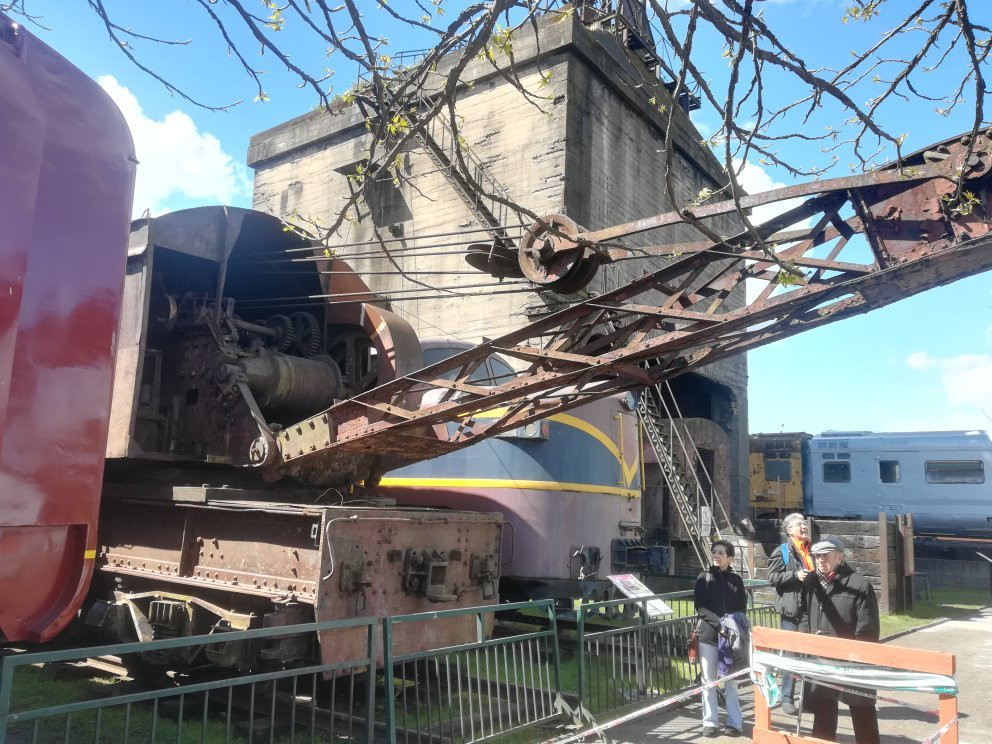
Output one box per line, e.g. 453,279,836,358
799,536,880,743
766,512,813,715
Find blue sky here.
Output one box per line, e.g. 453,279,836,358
21,1,992,435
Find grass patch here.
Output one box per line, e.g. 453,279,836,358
385,642,699,744
3,663,361,744
880,588,987,639
5,664,237,743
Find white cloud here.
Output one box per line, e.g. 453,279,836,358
733,158,805,228
732,159,810,304
906,351,992,418
906,351,937,371
690,113,713,138
941,354,992,406
98,76,251,217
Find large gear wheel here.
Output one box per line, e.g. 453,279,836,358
265,314,295,353
288,312,323,357
327,328,378,396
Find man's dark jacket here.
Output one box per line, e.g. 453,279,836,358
798,562,880,705
766,541,807,621
693,566,747,646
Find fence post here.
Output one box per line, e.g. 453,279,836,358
0,656,14,743
637,597,648,696
575,602,586,722
938,693,959,744
546,601,565,721
753,664,772,733
382,618,397,744
879,513,891,615
894,514,906,611
902,513,916,611
367,621,378,744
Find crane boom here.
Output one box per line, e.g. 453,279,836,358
259,131,992,487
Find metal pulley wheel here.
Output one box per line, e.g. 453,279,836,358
517,214,600,293
465,241,523,279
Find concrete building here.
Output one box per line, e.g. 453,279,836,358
248,9,750,575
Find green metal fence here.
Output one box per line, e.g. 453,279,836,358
573,585,778,722
382,600,563,744
0,586,776,743
0,617,378,744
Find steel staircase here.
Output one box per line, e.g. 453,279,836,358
407,90,515,246
359,69,517,249
637,379,751,577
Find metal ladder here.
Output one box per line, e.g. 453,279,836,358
360,74,517,248
407,88,516,245
637,380,751,577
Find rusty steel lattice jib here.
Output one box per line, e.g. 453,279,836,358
266,132,992,487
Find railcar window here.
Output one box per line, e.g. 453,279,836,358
421,348,517,387
822,462,850,483
765,460,792,482
925,460,984,484
490,357,516,385
879,460,900,483
422,347,464,382
467,364,491,383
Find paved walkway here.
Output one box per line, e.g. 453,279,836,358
603,606,991,743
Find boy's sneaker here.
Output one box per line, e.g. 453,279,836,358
703,726,722,738
781,701,798,715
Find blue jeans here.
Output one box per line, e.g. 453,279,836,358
700,641,742,730
780,618,798,703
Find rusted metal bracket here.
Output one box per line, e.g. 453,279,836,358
470,552,500,600
339,560,372,594
402,549,458,602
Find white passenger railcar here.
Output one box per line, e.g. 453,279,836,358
806,430,992,537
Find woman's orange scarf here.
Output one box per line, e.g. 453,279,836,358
791,537,814,571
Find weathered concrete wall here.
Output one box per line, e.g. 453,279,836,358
917,558,992,592
248,12,750,512
558,24,749,516
249,19,574,342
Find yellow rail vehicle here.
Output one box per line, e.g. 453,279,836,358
749,433,811,518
